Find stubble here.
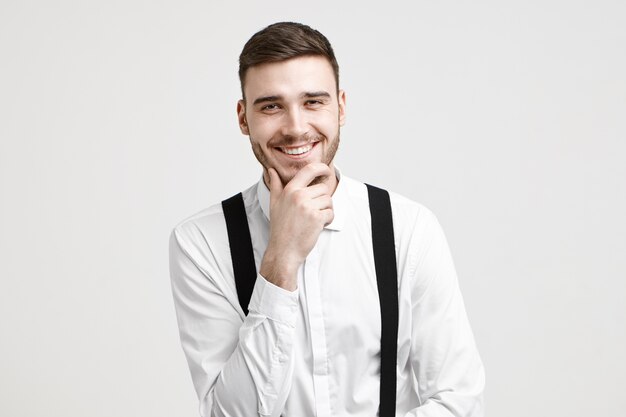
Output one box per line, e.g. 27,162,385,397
250,132,340,187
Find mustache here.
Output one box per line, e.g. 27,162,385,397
269,133,325,147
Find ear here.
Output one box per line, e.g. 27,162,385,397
338,89,346,127
237,99,249,135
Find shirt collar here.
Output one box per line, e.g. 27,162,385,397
256,166,346,232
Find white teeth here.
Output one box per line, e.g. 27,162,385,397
281,144,313,155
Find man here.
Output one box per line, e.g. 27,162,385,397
169,22,485,417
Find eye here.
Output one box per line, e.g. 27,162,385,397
305,99,324,107
261,103,281,112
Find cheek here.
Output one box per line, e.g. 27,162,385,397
249,118,278,141
318,118,340,136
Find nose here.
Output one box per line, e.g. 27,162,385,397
280,106,308,139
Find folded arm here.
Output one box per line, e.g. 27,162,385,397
169,227,298,417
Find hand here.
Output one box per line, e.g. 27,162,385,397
259,163,334,291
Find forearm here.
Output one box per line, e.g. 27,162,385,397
207,276,298,417
170,229,298,417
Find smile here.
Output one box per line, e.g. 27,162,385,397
277,142,318,157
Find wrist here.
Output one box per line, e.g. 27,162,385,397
260,249,300,291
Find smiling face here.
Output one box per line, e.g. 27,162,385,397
237,56,346,187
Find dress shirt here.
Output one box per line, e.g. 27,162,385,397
169,169,485,417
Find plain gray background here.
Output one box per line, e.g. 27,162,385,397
1,1,624,416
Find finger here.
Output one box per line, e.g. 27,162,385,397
319,208,335,227
301,182,331,199
268,168,283,201
287,163,332,189
310,195,333,211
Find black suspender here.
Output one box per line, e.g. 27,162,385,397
221,184,398,416
366,184,399,417
221,193,257,316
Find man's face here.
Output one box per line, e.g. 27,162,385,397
237,56,346,186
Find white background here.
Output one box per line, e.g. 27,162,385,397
1,1,624,416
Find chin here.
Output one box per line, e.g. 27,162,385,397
273,162,309,184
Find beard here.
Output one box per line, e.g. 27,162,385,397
250,130,340,186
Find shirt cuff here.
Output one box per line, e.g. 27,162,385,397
248,274,299,327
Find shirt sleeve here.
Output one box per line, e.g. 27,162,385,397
169,226,299,417
405,210,486,417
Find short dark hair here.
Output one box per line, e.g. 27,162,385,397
238,22,339,98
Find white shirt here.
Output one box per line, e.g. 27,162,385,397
169,170,485,417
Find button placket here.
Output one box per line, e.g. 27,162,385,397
304,242,332,417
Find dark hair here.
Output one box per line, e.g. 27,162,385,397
238,22,339,97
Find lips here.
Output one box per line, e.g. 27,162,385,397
280,144,313,155
275,141,319,158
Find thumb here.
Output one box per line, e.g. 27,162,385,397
268,168,283,200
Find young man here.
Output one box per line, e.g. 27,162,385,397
169,22,485,417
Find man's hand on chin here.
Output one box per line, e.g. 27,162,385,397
259,163,334,291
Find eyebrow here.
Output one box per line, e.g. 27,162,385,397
252,95,281,106
252,91,332,106
303,91,331,99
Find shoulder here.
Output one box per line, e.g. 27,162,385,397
170,183,259,255
341,175,437,229
342,176,451,288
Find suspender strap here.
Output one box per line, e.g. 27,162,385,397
366,183,399,417
221,193,257,316
222,185,398,414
